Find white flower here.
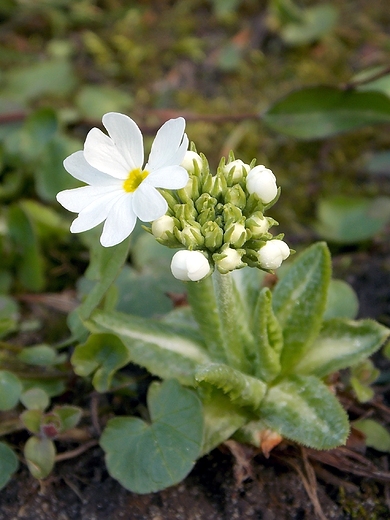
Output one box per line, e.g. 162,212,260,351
171,250,210,281
57,113,189,247
181,151,202,173
257,239,290,270
246,165,278,204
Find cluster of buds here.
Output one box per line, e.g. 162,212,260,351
150,149,290,281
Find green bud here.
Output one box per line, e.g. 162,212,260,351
161,190,179,212
177,175,200,202
224,223,247,248
224,185,246,209
174,202,197,222
202,221,224,251
209,172,227,199
195,193,217,214
223,203,243,228
175,222,205,249
198,207,216,226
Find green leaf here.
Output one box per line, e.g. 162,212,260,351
19,108,58,160
280,4,338,45
71,333,131,392
0,442,19,490
53,406,82,433
195,363,266,409
76,85,133,119
20,409,43,434
315,195,390,243
353,419,390,452
100,379,203,494
252,288,283,382
324,279,359,320
356,68,390,97
260,375,349,449
24,436,56,479
294,319,389,378
18,344,65,366
0,370,22,411
272,243,331,372
0,295,19,338
87,310,210,386
262,87,390,139
200,388,250,454
20,388,50,411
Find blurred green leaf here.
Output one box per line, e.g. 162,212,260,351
0,370,22,411
324,279,359,320
315,195,390,243
0,442,19,491
53,405,82,432
262,87,390,139
76,85,133,119
4,59,77,101
100,379,203,494
0,295,19,337
280,4,338,45
354,67,390,97
365,151,390,176
20,388,50,411
19,108,58,160
18,344,66,366
24,436,56,479
354,419,390,452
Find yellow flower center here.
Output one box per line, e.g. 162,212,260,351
123,168,149,193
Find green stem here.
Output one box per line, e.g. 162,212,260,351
186,276,227,363
212,270,247,371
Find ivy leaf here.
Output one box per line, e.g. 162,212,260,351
251,288,283,382
100,379,203,494
195,363,266,410
294,319,390,378
262,87,390,139
71,333,131,392
260,375,349,449
272,242,331,373
0,442,19,490
88,310,210,386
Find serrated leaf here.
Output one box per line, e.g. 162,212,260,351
324,279,359,320
88,310,210,386
195,363,266,409
252,288,283,382
294,319,390,378
260,375,349,449
272,243,331,372
0,442,19,490
0,370,22,411
24,436,56,479
71,333,131,392
262,87,390,139
100,379,203,494
353,419,390,452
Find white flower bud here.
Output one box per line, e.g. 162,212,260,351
257,239,290,270
223,159,250,183
246,165,278,204
171,250,210,281
246,212,270,238
181,151,202,173
224,223,247,247
217,247,243,272
151,215,175,239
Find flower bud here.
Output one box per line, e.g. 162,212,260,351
214,246,245,273
246,165,278,204
224,185,246,209
223,159,250,184
257,239,290,270
151,215,175,240
176,222,204,248
202,221,223,250
245,212,271,238
209,172,227,199
171,250,210,281
224,223,247,248
181,151,203,174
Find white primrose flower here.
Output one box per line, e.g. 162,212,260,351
246,165,278,204
171,250,210,281
57,113,189,247
257,239,290,270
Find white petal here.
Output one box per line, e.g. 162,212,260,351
132,184,167,222
63,151,115,185
83,127,129,179
144,165,188,189
100,194,137,247
147,118,187,170
57,184,121,212
70,191,123,233
102,113,144,171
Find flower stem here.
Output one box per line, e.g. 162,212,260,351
186,276,227,364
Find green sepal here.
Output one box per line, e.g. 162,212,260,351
260,374,349,449
294,318,390,378
195,363,267,410
87,310,210,386
252,288,283,382
272,242,331,373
